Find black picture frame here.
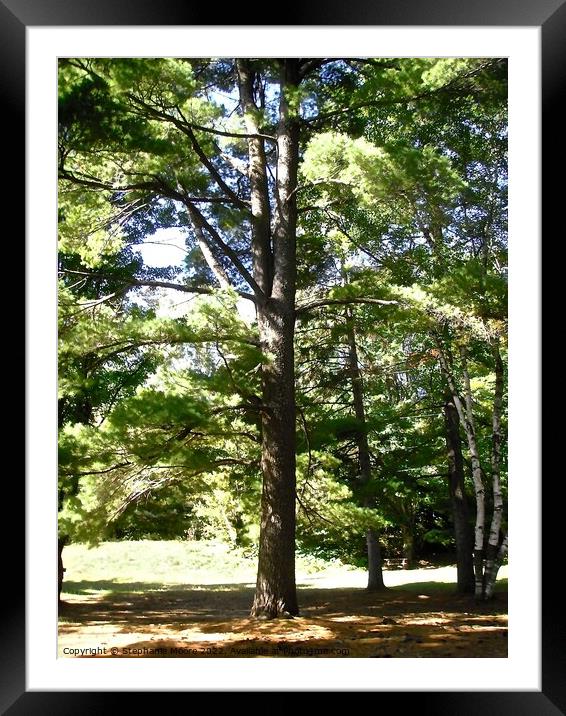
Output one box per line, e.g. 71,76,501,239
10,0,558,710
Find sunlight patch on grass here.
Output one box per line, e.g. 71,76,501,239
62,540,356,590
61,541,508,596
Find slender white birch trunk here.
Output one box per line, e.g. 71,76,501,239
484,338,505,598
436,339,486,598
484,532,508,599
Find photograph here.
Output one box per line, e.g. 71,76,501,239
10,4,556,706
57,56,509,660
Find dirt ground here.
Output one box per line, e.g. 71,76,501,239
58,581,507,658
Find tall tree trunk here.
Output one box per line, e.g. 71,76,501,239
436,340,486,599
366,528,385,589
483,338,506,598
238,59,301,618
345,308,386,591
252,300,298,616
58,536,67,605
402,525,415,569
458,346,487,599
236,60,273,296
444,396,475,594
484,532,507,600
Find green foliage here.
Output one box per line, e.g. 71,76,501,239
296,451,388,565
58,56,507,570
302,131,464,220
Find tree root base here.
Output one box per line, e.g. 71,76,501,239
250,602,299,620
366,585,388,593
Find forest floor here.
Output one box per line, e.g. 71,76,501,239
59,541,508,659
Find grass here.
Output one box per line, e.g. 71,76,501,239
61,540,508,598
59,541,508,658
61,540,354,595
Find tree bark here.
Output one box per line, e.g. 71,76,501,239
458,347,487,599
436,340,486,599
444,396,475,594
345,308,386,591
58,536,67,605
242,59,300,618
484,338,505,598
402,526,415,569
251,300,299,617
366,528,385,590
484,532,507,600
236,60,273,296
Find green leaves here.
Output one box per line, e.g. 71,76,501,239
58,57,507,567
301,131,464,233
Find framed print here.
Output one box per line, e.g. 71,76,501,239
9,0,559,710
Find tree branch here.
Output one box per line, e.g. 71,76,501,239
60,167,241,207
304,62,498,125
185,202,266,301
187,209,231,290
177,114,250,210
65,461,132,477
127,94,276,143
177,428,260,445
59,269,256,304
296,297,399,315
59,168,188,206
216,341,262,406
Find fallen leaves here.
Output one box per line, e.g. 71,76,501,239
59,585,507,658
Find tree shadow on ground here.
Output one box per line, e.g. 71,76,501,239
59,583,256,626
391,578,508,594
62,580,178,595
59,581,507,658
